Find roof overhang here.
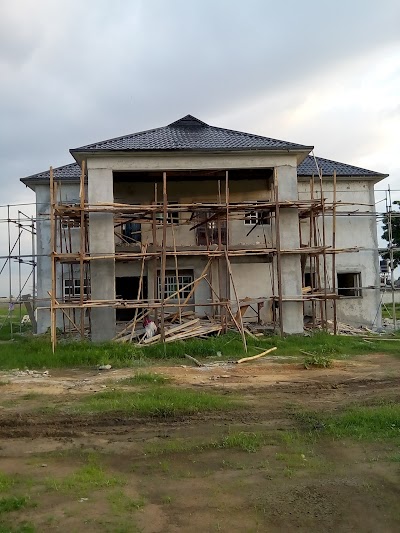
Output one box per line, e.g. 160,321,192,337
70,146,314,167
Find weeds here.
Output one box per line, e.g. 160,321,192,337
0,473,14,492
303,354,333,369
46,455,124,494
0,496,35,514
119,373,168,385
107,490,145,513
297,402,400,440
75,387,235,417
215,432,265,453
1,330,400,369
145,431,266,455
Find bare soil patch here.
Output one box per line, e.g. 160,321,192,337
0,354,399,531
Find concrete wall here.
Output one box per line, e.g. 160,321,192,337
298,178,381,328
35,182,80,333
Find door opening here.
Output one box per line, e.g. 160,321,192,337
115,276,148,321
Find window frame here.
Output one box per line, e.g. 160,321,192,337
337,272,362,298
157,270,194,301
63,278,90,300
244,210,271,226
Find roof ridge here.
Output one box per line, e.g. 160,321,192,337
210,124,306,147
168,115,209,127
70,125,167,151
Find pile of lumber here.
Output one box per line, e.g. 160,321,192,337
141,318,222,345
113,313,222,345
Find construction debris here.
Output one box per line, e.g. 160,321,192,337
236,347,277,364
114,314,222,345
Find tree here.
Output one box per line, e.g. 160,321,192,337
381,201,400,268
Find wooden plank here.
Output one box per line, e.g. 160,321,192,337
224,249,247,353
141,318,200,344
236,347,277,364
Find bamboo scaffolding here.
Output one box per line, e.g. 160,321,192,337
48,159,364,347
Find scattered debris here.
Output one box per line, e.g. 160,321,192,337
236,347,277,364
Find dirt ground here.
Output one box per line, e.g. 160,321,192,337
0,354,400,532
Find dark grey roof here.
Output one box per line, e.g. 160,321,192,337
298,155,387,177
20,162,82,185
70,115,312,153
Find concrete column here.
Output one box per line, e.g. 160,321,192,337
88,168,116,341
276,165,303,334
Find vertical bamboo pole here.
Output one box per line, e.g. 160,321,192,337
31,216,36,333
309,177,316,327
332,170,337,334
388,186,397,329
171,220,181,323
224,250,247,353
274,171,284,336
217,179,225,329
225,170,230,320
79,161,86,339
7,205,13,339
160,172,167,342
49,167,57,352
319,170,328,329
152,183,158,324
17,210,22,333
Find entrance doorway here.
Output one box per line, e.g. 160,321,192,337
115,276,148,321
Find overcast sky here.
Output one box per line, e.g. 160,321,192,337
0,0,399,295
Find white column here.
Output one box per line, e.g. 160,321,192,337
276,164,303,334
88,167,116,341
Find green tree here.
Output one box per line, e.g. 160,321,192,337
381,201,400,268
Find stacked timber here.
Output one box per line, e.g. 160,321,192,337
113,314,222,345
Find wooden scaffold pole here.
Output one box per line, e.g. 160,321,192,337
160,171,168,342
49,166,57,352
79,160,86,339
332,170,338,334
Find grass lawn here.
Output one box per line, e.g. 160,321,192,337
0,328,400,370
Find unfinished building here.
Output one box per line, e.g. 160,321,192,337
19,115,387,346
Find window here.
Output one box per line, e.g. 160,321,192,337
157,270,194,300
304,272,316,288
122,222,141,242
63,279,89,299
195,212,227,245
337,272,362,297
61,217,80,229
156,202,179,225
244,210,271,225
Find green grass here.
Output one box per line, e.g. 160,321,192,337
107,490,145,513
0,305,32,342
145,431,266,455
0,496,35,514
382,303,400,319
74,386,235,417
46,457,124,494
1,329,400,370
0,473,14,492
298,402,400,440
119,372,169,385
215,431,265,453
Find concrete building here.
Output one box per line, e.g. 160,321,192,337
20,115,387,340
